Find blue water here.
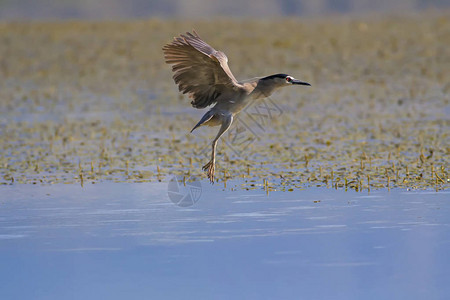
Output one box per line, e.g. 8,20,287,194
0,183,449,299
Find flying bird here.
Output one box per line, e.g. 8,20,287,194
163,30,310,183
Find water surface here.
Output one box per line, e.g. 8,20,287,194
1,183,448,299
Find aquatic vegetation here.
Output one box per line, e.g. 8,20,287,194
0,14,449,191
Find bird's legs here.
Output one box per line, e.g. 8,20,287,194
203,114,233,183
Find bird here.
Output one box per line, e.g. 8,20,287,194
163,30,310,183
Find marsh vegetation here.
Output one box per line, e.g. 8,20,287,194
0,13,449,191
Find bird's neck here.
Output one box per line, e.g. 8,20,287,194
249,81,279,99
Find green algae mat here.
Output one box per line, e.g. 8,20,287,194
1,14,449,191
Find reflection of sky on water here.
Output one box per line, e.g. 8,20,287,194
0,183,449,299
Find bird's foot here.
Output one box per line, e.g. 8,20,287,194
202,160,215,183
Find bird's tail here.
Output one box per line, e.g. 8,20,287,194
191,110,214,133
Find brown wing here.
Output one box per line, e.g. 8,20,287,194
163,31,242,109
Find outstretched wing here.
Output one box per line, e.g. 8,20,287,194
163,31,242,109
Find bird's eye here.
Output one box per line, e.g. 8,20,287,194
286,77,292,82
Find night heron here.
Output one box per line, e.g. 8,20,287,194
163,31,311,183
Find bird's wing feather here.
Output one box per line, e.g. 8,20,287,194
163,31,242,109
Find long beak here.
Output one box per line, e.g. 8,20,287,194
292,79,311,86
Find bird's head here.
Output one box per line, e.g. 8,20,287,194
260,74,311,87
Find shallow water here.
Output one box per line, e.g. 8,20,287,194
1,183,449,299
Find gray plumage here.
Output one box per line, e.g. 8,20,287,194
163,30,310,183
